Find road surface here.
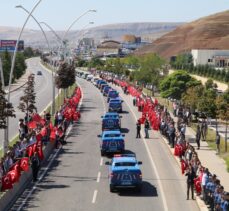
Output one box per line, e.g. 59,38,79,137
0,57,57,148
10,77,199,211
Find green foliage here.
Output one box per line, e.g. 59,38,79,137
0,51,27,86
197,89,217,118
18,74,37,115
0,81,16,129
160,70,201,100
23,47,35,58
171,53,193,69
55,62,75,89
134,53,165,87
182,84,204,110
216,90,229,121
14,52,27,80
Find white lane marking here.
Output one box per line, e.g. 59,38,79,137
97,171,101,183
120,92,169,211
100,157,103,166
92,190,98,204
17,84,84,211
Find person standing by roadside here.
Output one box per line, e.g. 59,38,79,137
185,166,196,200
136,120,141,138
144,119,150,139
196,125,201,150
201,119,208,141
31,152,40,182
216,132,220,154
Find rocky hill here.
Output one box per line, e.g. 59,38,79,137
134,10,229,59
0,22,183,48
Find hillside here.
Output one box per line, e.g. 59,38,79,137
135,10,229,59
0,22,183,48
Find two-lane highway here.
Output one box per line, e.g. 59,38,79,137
10,77,199,211
0,58,57,147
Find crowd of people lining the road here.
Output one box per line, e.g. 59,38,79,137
0,87,81,191
104,74,229,211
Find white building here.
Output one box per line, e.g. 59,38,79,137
191,49,229,67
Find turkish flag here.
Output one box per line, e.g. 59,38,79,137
9,161,21,177
50,127,57,141
1,174,13,191
27,121,37,129
8,169,20,183
181,160,187,175
26,143,36,157
37,140,44,160
40,127,47,137
20,157,30,172
36,133,42,142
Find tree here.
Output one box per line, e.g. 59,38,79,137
160,70,201,100
55,62,75,89
23,47,35,58
1,51,11,86
14,52,27,80
0,81,16,129
182,84,204,111
18,74,37,119
216,90,229,152
205,78,217,90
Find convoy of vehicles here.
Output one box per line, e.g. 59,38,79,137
78,71,143,193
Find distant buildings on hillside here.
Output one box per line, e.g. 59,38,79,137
75,34,150,60
191,49,229,67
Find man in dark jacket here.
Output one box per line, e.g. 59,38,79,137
185,166,196,200
196,125,201,150
31,152,40,182
144,119,150,139
136,120,141,138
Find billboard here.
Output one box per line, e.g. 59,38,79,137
0,40,24,52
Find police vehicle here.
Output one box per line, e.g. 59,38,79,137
99,130,125,156
107,90,119,103
108,97,123,113
101,112,121,131
102,86,111,96
105,154,143,192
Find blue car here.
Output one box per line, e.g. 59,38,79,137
108,97,123,113
103,86,111,96
99,130,125,156
101,112,121,131
107,90,119,103
105,154,143,192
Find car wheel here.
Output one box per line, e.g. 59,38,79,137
110,185,115,192
136,185,142,193
101,151,105,156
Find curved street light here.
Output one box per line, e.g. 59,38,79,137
3,0,42,154
16,5,56,117
40,22,63,44
60,9,96,60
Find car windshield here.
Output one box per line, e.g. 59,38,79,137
104,134,121,137
110,100,120,103
105,115,118,118
115,162,136,167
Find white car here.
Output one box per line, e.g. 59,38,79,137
86,74,93,81
92,77,100,85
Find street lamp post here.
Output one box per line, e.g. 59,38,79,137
0,58,5,90
3,0,42,154
16,5,56,117
61,9,96,60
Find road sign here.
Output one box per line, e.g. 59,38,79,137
0,40,24,52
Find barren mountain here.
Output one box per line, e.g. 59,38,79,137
135,10,229,59
0,22,183,48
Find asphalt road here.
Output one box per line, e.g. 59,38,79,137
10,77,200,211
0,57,57,148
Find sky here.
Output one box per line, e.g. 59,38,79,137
0,0,229,31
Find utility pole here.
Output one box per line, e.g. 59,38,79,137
0,58,5,89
